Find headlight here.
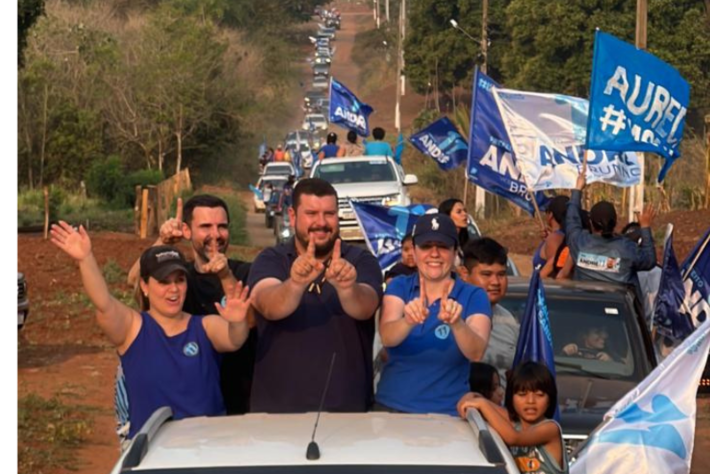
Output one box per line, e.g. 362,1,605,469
382,194,402,206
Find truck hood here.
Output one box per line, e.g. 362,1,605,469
557,374,638,436
332,181,402,199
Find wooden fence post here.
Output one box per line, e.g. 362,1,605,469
43,186,49,240
147,186,158,236
140,188,149,239
134,185,142,236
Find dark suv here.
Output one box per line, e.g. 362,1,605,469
500,277,657,454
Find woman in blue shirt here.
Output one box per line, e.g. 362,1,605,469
50,222,251,438
377,213,492,416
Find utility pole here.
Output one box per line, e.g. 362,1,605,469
395,0,403,131
375,0,380,28
473,0,489,219
386,0,390,23
628,0,647,220
401,0,406,96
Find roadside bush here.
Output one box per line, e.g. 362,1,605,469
86,156,124,205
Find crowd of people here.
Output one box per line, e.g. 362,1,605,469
51,167,664,473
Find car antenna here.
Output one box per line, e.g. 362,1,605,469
306,352,337,461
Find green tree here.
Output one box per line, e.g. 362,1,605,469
18,0,45,67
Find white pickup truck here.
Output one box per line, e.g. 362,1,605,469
310,156,418,241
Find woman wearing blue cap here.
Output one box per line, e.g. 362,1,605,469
50,221,251,439
376,213,493,415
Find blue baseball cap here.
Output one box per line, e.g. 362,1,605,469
412,213,458,248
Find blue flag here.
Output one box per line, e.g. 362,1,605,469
248,184,263,201
512,269,559,421
394,132,405,166
586,31,690,182
468,68,549,215
329,78,374,137
681,227,710,329
653,227,694,342
258,136,267,159
409,117,468,171
350,201,433,270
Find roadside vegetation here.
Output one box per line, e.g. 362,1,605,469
18,393,94,474
18,0,326,232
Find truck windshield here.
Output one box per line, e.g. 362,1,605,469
498,293,647,382
313,161,396,184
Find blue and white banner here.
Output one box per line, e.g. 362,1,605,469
248,184,263,201
571,317,710,474
350,201,433,270
586,31,690,182
468,69,548,216
329,78,374,137
493,88,642,191
409,117,468,171
394,132,405,166
681,227,710,329
653,225,694,343
512,269,560,421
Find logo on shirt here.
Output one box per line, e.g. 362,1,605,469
183,342,200,357
431,218,440,230
577,252,621,273
434,324,450,340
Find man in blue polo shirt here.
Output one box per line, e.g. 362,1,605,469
376,213,492,415
248,178,383,413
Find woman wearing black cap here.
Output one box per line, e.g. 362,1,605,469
50,221,250,439
532,195,569,278
376,213,492,415
566,171,657,286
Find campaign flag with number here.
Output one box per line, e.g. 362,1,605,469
350,201,433,270
409,117,468,171
467,69,548,216
571,317,710,474
512,269,559,421
493,88,642,191
329,78,374,137
653,225,694,343
681,227,710,329
586,31,690,182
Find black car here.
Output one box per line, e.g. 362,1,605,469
500,277,657,454
313,63,330,78
304,89,327,107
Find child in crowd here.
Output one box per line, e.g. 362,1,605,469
384,234,417,284
458,361,567,474
469,362,504,406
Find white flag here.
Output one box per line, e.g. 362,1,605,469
570,318,710,474
492,88,641,191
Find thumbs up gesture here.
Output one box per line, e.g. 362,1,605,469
159,197,185,245
325,239,356,291
290,234,325,286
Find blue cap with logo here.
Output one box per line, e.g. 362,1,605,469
411,213,458,248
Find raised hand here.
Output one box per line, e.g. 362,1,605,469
159,197,184,245
290,234,325,286
50,221,92,262
638,203,656,228
438,279,463,326
576,167,587,191
214,281,251,323
325,239,357,291
403,275,429,326
202,239,229,277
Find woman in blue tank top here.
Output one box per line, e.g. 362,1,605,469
50,221,251,438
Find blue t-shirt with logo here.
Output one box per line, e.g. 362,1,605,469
376,273,491,416
364,141,393,157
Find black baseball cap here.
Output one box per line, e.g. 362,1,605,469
140,246,188,281
590,201,617,234
412,213,458,248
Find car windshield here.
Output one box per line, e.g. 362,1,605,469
308,116,326,124
499,293,646,382
314,160,396,184
264,165,292,176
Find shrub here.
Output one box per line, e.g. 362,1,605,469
86,156,124,205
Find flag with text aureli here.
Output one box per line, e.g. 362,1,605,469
570,317,710,474
586,30,690,182
409,117,468,171
493,88,642,191
328,78,374,137
512,269,560,421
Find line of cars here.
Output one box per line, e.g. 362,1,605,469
302,14,338,135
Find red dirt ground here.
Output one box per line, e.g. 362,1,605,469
17,2,710,473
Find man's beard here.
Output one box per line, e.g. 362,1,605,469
296,226,339,258
194,236,229,263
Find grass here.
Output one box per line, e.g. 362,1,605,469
18,393,94,474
